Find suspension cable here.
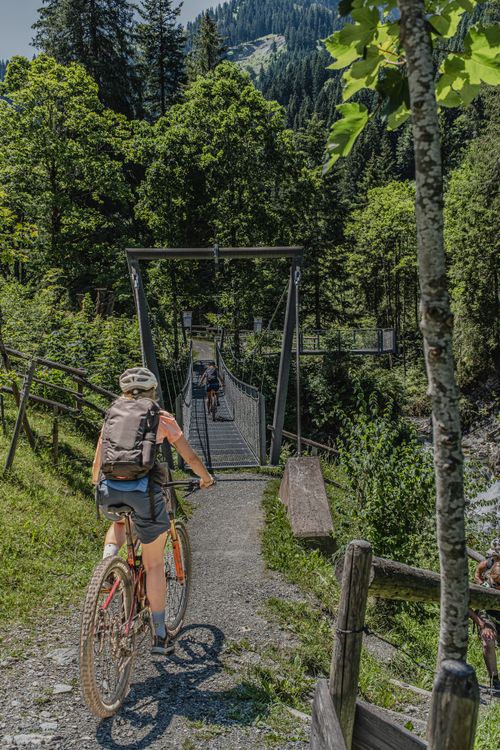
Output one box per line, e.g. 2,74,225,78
294,264,302,457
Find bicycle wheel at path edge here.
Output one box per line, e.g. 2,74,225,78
164,520,192,637
80,556,135,718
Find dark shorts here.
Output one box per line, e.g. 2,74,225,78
206,381,220,393
96,481,170,545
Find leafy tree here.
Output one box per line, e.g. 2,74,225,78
0,55,133,292
33,0,139,116
137,0,186,120
136,63,312,339
445,122,500,384
345,182,418,336
324,0,500,672
187,11,226,79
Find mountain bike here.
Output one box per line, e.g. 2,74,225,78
207,387,218,421
79,479,196,718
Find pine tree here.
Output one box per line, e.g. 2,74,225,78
137,0,186,120
33,0,139,117
187,12,226,80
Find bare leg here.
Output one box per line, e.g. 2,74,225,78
142,531,168,613
105,521,126,549
481,631,499,679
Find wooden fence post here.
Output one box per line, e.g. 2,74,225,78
52,407,59,464
427,659,479,750
0,394,5,435
329,539,372,749
4,360,36,472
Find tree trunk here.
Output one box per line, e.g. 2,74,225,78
398,0,468,663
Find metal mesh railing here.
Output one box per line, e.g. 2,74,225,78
216,344,265,464
224,328,397,355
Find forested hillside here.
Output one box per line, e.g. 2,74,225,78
188,0,345,127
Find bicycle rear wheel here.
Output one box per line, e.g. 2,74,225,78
164,520,192,637
80,556,135,718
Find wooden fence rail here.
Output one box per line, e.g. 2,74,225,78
311,540,481,750
1,342,116,470
335,554,500,610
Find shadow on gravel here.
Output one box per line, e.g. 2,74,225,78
95,623,270,749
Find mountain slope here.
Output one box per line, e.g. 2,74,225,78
189,0,343,127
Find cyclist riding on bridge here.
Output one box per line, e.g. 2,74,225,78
199,360,224,412
92,366,214,656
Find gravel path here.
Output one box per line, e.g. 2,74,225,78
0,475,309,749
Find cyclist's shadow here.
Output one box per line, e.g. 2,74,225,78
95,623,266,749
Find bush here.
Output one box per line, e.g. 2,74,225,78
338,399,436,564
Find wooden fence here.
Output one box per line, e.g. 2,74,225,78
311,540,499,750
0,341,116,471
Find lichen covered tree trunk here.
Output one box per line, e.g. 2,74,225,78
398,0,468,663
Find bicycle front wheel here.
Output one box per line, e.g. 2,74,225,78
79,556,135,718
164,520,192,637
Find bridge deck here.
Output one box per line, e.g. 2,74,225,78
187,360,259,470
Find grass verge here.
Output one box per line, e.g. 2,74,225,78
0,402,106,644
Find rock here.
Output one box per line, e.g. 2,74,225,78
40,722,58,731
3,735,58,747
52,684,72,695
46,648,77,667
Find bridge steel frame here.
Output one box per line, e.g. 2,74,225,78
126,246,304,467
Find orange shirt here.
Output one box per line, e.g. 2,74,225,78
92,409,183,484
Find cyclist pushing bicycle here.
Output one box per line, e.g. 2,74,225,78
91,366,214,658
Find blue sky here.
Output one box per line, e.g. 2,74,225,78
0,1,218,59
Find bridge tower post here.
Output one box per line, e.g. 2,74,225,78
270,255,302,465
127,252,174,467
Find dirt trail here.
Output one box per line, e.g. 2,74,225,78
0,475,309,749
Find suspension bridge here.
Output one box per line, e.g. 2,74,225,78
126,245,397,469
175,344,265,470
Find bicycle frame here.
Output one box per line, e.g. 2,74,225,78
100,512,186,637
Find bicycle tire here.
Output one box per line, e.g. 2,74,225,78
79,556,135,718
165,520,192,637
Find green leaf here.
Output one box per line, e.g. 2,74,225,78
324,103,370,171
377,68,410,112
387,104,411,130
463,24,500,85
429,7,466,39
325,7,379,70
342,47,384,100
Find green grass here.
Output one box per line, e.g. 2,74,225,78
0,400,106,641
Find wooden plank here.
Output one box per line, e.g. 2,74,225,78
3,346,87,376
428,660,479,750
330,541,372,750
352,701,427,750
335,554,500,611
268,425,339,455
466,547,485,563
279,457,334,546
1,387,77,414
310,679,348,750
73,376,117,400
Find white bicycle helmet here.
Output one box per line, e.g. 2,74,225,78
119,367,158,393
487,538,500,557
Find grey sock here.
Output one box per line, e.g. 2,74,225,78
152,611,166,639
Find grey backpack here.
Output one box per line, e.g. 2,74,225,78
100,397,160,480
